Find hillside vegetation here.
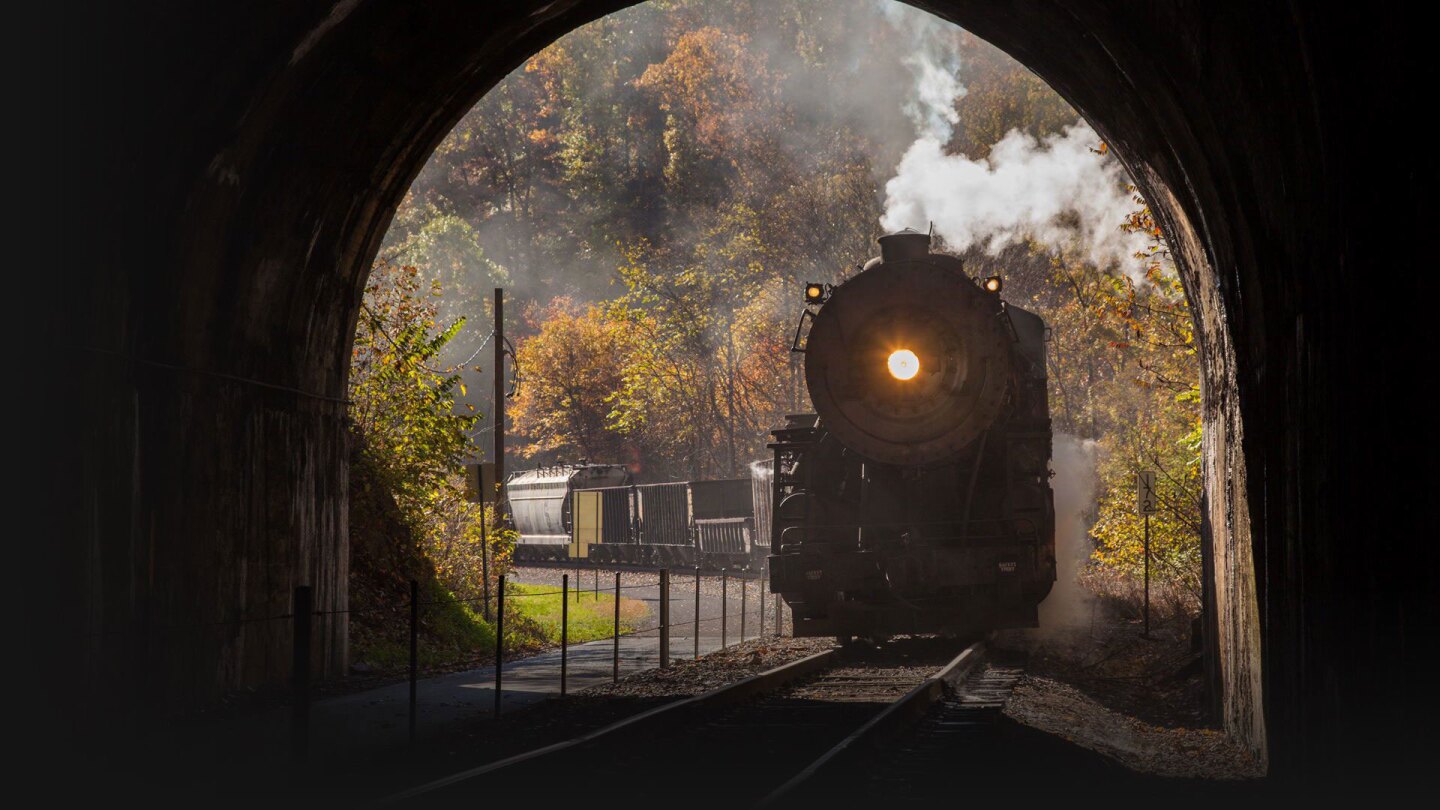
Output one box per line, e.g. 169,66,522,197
351,0,1203,646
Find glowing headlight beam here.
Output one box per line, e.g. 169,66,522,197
887,349,920,381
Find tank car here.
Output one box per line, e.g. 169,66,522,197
767,229,1055,639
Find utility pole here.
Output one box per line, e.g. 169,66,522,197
725,304,737,477
477,298,493,621
494,288,506,512
789,278,801,413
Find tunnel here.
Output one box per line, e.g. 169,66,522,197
47,0,1434,788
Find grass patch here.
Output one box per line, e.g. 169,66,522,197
355,578,497,670
506,582,647,645
350,580,647,673
1080,567,1198,623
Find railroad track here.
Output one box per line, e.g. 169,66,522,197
764,657,1027,805
383,636,994,807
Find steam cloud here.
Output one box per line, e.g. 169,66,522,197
881,3,965,141
882,126,1148,275
879,7,1149,278
1035,433,1099,642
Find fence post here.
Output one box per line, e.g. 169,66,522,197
480,509,491,622
408,579,418,744
741,575,747,643
594,569,599,601
612,571,621,683
764,557,772,637
1143,512,1152,640
659,569,670,669
494,576,505,718
721,570,728,649
291,585,312,766
774,592,781,637
561,574,569,696
693,567,701,659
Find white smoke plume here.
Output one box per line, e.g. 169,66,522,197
882,126,1148,277
879,5,1148,279
880,2,965,140
1034,433,1099,641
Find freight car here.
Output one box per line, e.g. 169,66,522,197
767,229,1056,640
508,464,632,563
570,476,768,570
504,459,777,569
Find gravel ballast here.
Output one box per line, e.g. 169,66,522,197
1004,675,1264,780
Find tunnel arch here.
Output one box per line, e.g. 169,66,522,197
64,0,1433,786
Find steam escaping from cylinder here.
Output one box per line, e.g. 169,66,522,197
1032,433,1099,644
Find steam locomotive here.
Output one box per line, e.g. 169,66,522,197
767,229,1055,640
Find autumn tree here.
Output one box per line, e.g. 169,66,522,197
350,262,478,517
604,226,772,480
636,25,787,199
508,298,636,464
350,262,515,612
1085,202,1203,608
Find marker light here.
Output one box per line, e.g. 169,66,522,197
887,349,921,381
804,283,826,303
983,276,1003,293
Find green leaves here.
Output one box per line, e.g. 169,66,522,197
350,261,480,526
1025,199,1202,605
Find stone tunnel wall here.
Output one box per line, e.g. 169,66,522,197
78,363,350,706
52,0,1434,781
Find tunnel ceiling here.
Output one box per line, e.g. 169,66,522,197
53,0,1434,786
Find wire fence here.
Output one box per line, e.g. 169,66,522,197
70,576,685,639
78,566,791,763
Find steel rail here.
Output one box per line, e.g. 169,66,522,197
756,639,987,808
379,648,838,805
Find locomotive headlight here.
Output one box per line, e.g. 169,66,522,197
887,349,921,381
805,283,827,304
983,275,1003,293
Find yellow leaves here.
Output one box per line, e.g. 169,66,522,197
635,26,785,156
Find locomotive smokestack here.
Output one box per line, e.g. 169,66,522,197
877,227,932,262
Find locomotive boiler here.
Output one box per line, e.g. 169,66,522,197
767,229,1055,640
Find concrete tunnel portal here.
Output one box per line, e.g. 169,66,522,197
51,0,1435,789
